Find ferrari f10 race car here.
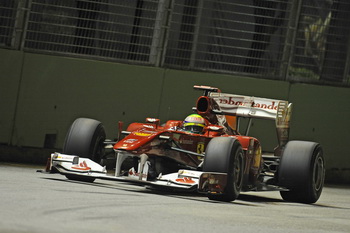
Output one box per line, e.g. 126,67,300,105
43,85,325,203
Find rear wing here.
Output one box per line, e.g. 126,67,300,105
194,85,292,150
209,92,291,121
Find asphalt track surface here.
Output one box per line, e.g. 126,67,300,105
1,163,349,233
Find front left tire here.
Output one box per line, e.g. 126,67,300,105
62,118,106,183
63,118,106,163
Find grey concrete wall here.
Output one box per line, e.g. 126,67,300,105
0,48,349,183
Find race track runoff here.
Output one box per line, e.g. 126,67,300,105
0,163,349,233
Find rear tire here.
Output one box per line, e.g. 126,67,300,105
203,137,244,202
278,141,325,204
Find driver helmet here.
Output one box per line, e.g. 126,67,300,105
183,114,206,134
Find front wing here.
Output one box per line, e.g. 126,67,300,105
47,153,226,192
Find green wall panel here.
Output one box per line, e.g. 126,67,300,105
0,49,24,144
288,83,350,171
11,53,164,147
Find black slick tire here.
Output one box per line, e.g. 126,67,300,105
278,140,325,204
62,118,106,183
63,118,106,163
203,137,244,202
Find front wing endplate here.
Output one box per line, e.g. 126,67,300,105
198,172,228,194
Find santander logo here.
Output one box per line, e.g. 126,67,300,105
217,97,278,110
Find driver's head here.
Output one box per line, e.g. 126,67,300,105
183,114,205,134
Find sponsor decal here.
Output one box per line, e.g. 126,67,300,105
124,139,138,143
143,130,157,134
178,170,202,178
180,139,193,145
134,132,152,137
254,102,277,110
71,160,91,171
197,142,205,154
217,97,278,110
52,154,71,160
175,177,196,184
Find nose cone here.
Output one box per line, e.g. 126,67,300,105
113,130,158,151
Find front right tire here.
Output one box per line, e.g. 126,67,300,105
203,137,244,202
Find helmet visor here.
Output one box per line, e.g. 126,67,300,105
184,125,204,134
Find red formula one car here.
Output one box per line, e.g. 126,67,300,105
44,85,325,203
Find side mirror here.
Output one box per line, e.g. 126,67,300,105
206,125,224,132
146,118,160,126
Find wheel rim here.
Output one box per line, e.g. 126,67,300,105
313,153,324,192
93,135,105,163
234,151,244,189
